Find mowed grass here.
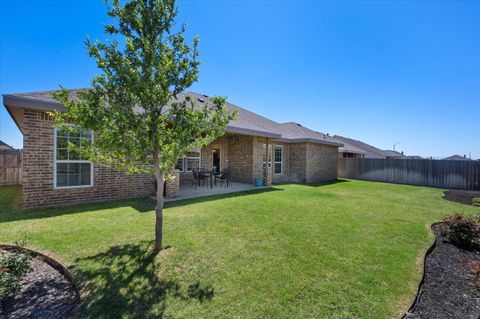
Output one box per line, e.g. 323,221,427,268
0,185,22,211
1,180,479,319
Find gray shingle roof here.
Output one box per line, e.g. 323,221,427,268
0,140,14,150
3,89,342,147
444,155,473,161
332,135,408,158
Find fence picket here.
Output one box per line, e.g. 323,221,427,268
338,158,480,191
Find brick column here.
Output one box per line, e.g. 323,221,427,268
263,138,272,186
165,169,180,198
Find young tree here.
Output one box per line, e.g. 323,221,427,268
53,0,236,253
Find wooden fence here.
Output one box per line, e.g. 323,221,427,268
0,150,22,186
338,158,480,191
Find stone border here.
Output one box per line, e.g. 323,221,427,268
400,223,440,319
0,244,81,319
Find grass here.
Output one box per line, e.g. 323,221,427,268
0,180,479,319
0,185,22,211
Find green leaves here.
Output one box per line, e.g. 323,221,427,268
52,0,236,178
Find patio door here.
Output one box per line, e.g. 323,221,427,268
212,148,221,173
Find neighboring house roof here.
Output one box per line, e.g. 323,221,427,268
443,155,472,161
0,140,14,150
2,89,342,147
379,149,405,158
332,135,414,159
332,135,391,158
329,136,367,155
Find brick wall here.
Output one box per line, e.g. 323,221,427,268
288,143,308,182
305,143,338,182
22,109,156,208
226,134,254,184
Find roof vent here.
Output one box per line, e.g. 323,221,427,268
203,94,208,97
198,97,205,103
296,123,302,127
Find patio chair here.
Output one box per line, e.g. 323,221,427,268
214,169,230,188
192,169,207,188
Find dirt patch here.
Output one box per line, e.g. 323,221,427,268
442,189,480,206
0,250,80,319
403,224,480,319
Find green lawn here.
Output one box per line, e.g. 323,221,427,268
0,185,22,211
0,180,478,319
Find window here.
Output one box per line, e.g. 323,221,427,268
274,145,283,174
175,158,184,172
185,151,200,171
262,144,272,167
54,127,93,188
175,151,201,172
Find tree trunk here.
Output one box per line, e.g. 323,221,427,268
154,170,165,253
153,144,165,254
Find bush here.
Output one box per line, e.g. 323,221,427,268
441,212,480,249
473,197,480,207
0,247,31,302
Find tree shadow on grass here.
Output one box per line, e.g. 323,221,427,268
0,197,155,223
71,241,213,318
273,178,350,188
164,187,283,209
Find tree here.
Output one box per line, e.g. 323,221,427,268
53,0,236,253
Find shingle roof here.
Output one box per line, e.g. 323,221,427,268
332,135,408,158
444,155,473,161
332,135,388,158
329,136,367,155
3,89,342,147
0,140,14,150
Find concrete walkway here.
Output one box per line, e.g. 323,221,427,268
165,182,271,202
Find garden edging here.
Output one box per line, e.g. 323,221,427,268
400,222,439,319
0,243,81,319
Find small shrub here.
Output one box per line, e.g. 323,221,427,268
441,212,480,249
0,246,31,302
473,197,480,207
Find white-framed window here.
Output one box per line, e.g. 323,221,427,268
185,151,201,171
175,151,201,172
262,144,272,168
54,127,93,188
274,145,283,175
175,157,184,172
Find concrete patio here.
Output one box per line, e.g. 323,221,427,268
165,181,271,202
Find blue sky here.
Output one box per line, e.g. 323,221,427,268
1,0,479,159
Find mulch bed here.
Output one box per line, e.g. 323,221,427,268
403,224,480,319
0,248,80,319
443,189,480,206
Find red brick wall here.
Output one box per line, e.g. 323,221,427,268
22,109,156,208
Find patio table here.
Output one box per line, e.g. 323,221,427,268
199,170,214,188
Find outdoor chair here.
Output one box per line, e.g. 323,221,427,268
214,169,230,188
192,169,207,188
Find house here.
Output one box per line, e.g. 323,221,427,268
329,137,366,158
332,135,408,159
0,140,15,150
443,155,473,161
2,90,342,208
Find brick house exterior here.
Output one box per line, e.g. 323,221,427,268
3,90,343,208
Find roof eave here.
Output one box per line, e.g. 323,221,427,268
272,137,343,147
2,94,64,112
225,125,282,139
339,148,367,155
